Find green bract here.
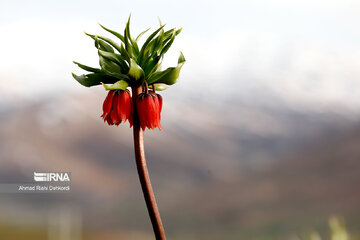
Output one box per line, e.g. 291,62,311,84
101,80,128,91
72,16,185,91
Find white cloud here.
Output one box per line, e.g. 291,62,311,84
1,8,360,113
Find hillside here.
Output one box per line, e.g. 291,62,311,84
0,91,359,239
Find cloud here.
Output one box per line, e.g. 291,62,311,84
1,13,360,113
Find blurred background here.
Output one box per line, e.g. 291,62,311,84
1,0,360,239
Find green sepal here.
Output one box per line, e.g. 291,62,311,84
72,72,117,87
147,51,185,85
101,80,128,90
128,58,144,81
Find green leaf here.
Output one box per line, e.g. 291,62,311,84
102,68,130,81
101,80,128,90
140,30,165,66
120,43,130,62
92,34,122,53
98,50,128,72
136,28,150,42
72,72,116,87
131,40,139,56
157,17,163,27
175,28,182,36
76,19,184,90
147,51,185,85
96,38,114,52
99,55,121,73
85,33,114,52
161,30,174,45
150,83,169,91
99,23,125,43
160,31,175,56
125,15,139,56
150,31,164,54
164,28,182,37
178,50,185,63
124,16,133,57
128,58,144,81
138,25,165,62
73,61,101,73
144,55,161,76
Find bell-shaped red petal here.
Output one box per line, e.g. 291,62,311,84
136,94,147,131
128,97,133,128
125,90,134,127
101,89,134,127
117,90,132,124
157,94,162,129
136,92,162,131
148,95,157,129
109,93,121,125
157,94,163,113
151,94,161,130
105,114,114,125
101,90,114,120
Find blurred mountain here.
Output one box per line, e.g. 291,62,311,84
0,89,359,239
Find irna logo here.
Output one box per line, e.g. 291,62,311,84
34,172,71,182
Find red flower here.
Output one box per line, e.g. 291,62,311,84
101,90,133,126
136,92,162,131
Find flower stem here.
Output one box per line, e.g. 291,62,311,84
144,80,149,94
132,85,166,240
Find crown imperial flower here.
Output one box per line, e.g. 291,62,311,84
72,16,185,239
72,16,185,131
101,90,133,126
136,91,162,130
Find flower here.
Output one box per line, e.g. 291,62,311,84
101,90,133,126
136,92,162,130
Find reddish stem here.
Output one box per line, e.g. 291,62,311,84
144,81,149,94
132,85,166,240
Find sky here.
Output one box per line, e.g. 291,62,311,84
1,0,360,112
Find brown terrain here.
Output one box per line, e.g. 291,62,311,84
0,90,359,239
